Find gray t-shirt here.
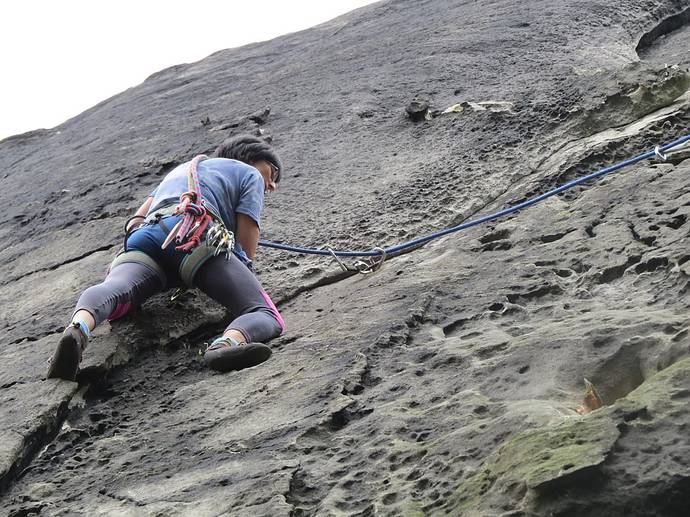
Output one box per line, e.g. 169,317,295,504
148,158,265,232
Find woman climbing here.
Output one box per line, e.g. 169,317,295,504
47,135,286,381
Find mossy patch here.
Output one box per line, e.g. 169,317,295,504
450,358,690,514
451,414,619,511
615,356,690,415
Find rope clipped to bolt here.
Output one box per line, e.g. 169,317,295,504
162,155,213,252
259,133,690,272
323,246,387,274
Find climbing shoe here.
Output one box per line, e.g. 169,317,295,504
47,322,89,381
203,337,272,373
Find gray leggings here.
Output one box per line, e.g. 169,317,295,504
74,254,285,343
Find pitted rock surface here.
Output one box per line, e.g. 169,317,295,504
2,1,690,515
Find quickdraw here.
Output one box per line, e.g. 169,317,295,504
207,224,235,260
323,245,386,274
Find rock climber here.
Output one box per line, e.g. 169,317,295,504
47,135,286,381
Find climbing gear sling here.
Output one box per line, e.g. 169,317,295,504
161,154,235,255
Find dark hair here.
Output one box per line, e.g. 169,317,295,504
214,135,283,183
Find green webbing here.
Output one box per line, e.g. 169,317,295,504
110,251,167,286
178,243,216,287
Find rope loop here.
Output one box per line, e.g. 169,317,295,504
180,191,197,204
186,203,205,217
161,155,220,253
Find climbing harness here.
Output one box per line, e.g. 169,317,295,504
122,215,146,252
109,250,167,286
113,155,238,291
156,154,236,283
258,134,690,272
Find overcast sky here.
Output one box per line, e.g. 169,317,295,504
0,0,378,140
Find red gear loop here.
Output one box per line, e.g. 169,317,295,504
180,191,197,203
175,213,212,252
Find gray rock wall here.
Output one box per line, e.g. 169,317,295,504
2,0,690,515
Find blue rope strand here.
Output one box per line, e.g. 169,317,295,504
259,134,690,258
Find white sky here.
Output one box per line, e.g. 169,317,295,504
0,0,379,140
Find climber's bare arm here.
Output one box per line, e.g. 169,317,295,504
236,213,259,261
125,197,154,231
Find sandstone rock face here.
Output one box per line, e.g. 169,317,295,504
2,1,690,515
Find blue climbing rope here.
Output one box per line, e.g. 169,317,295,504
259,134,690,258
